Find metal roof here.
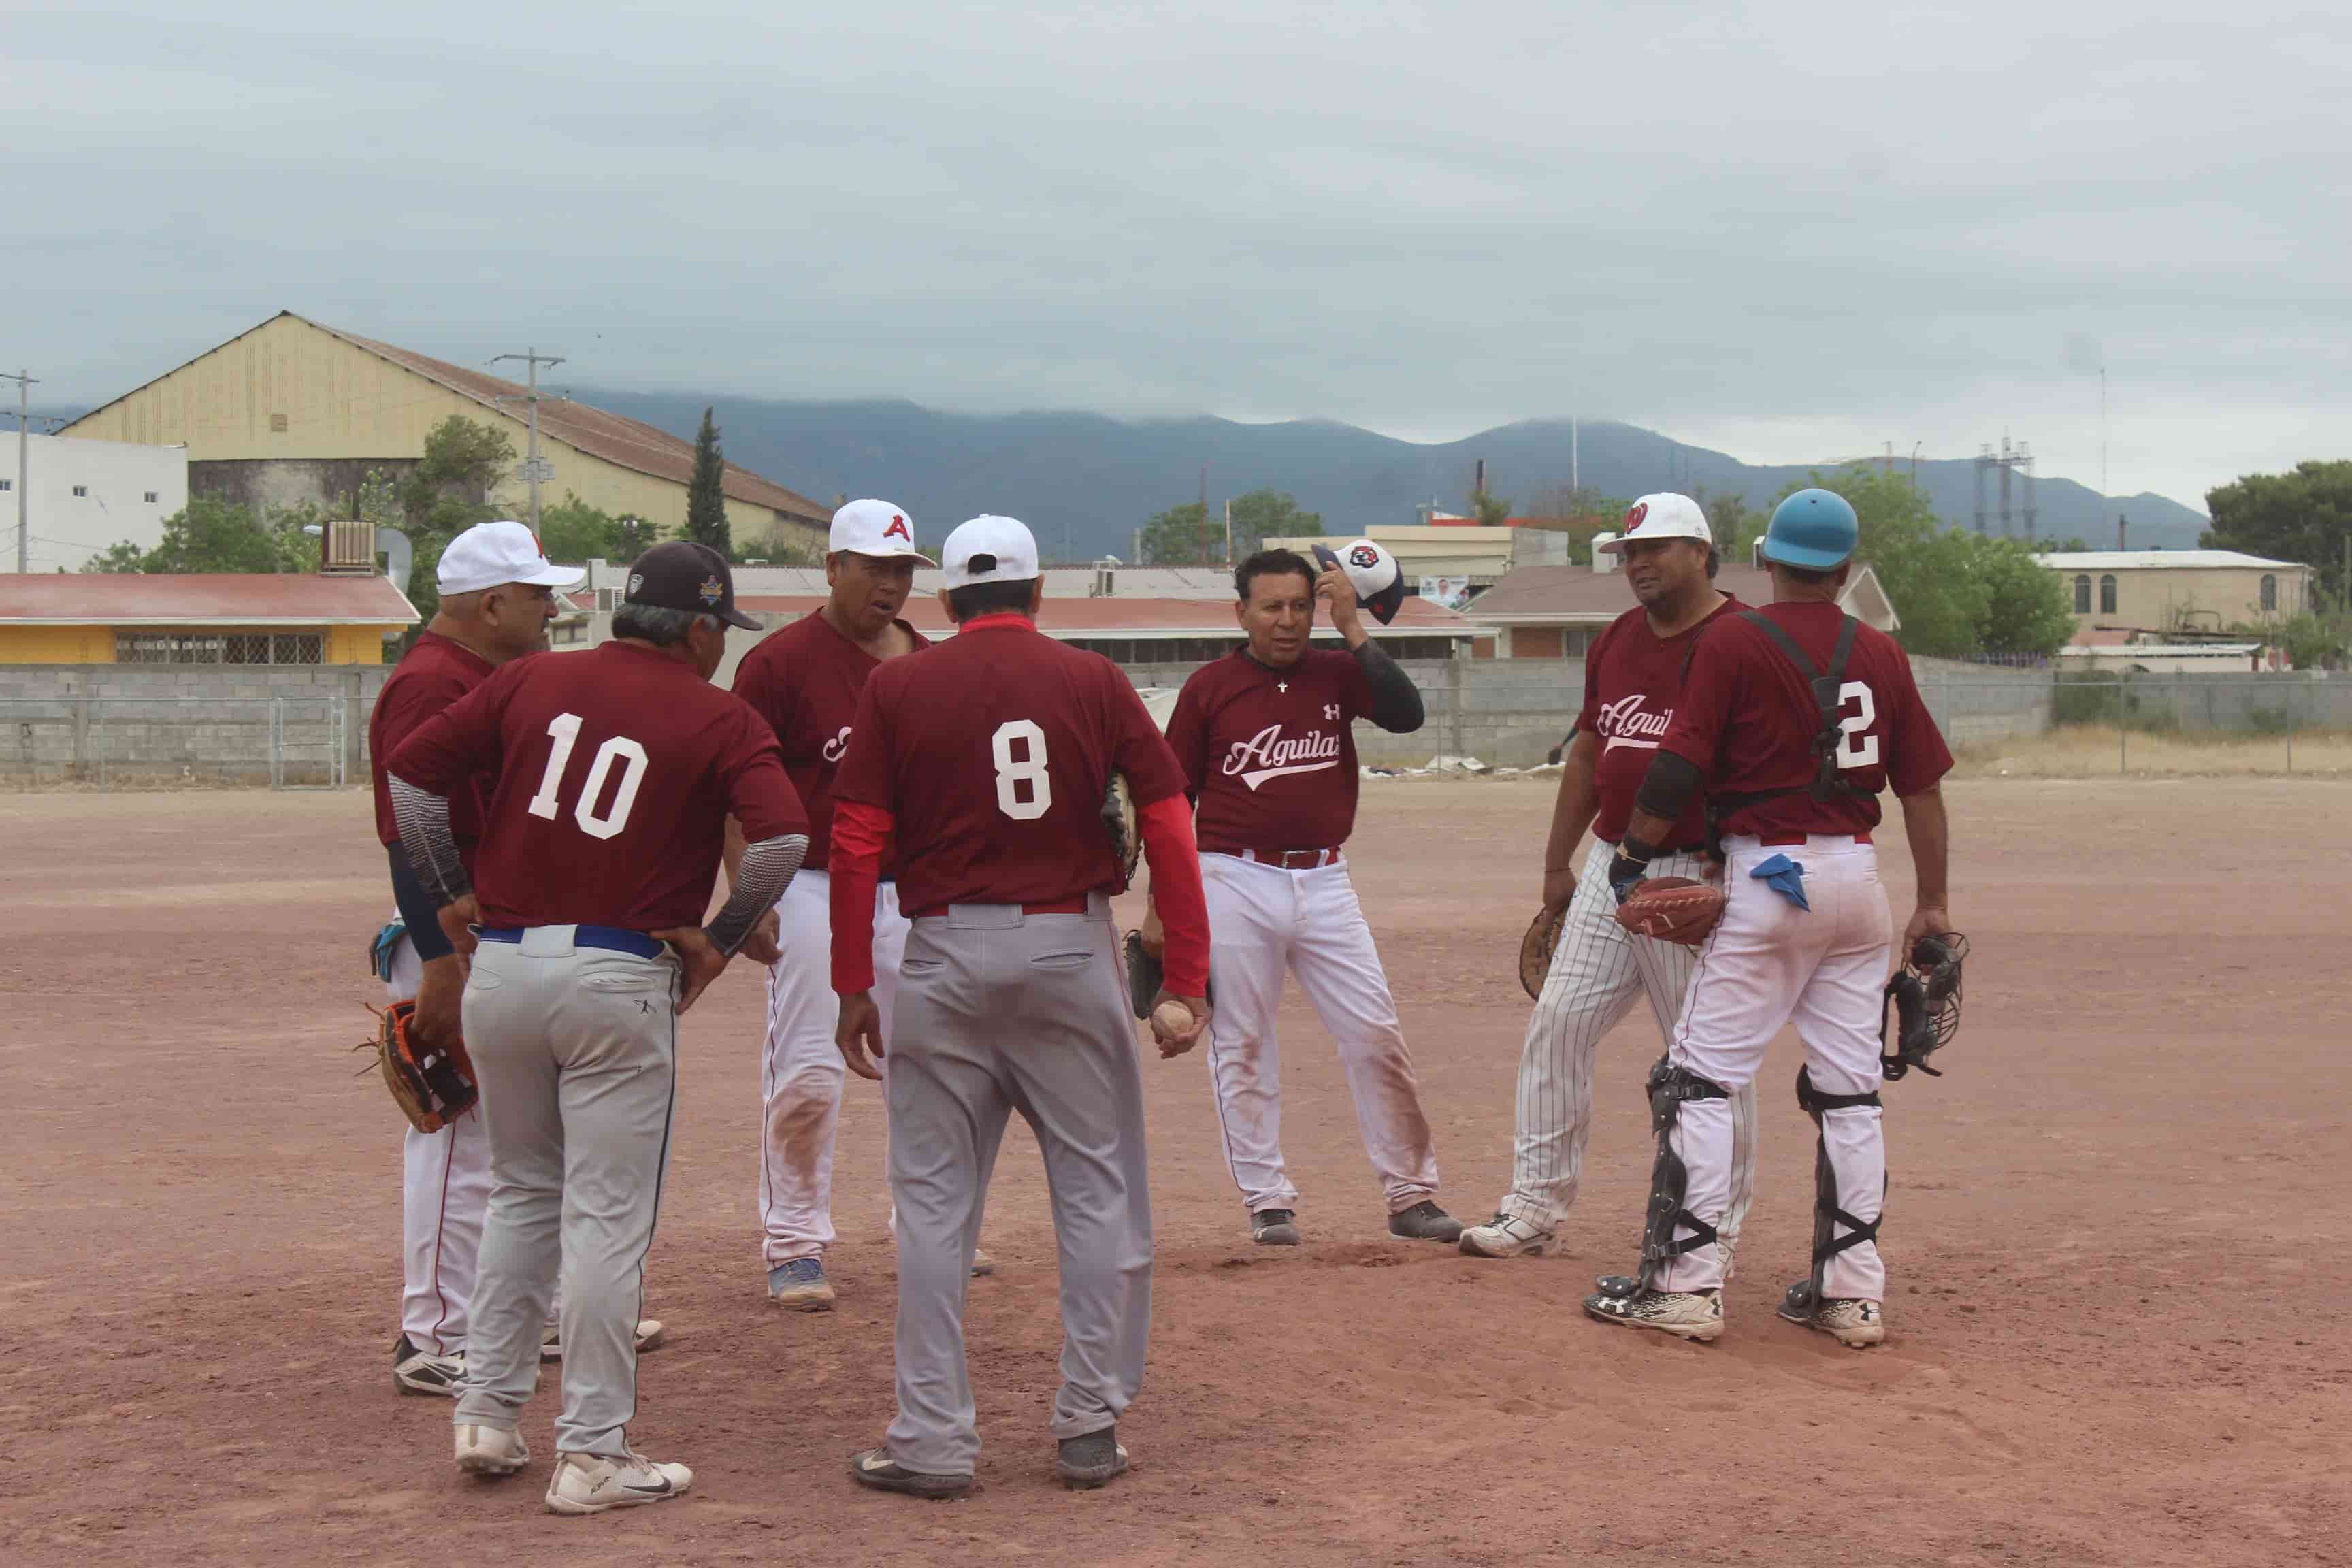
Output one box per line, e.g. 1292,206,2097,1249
2034,550,2300,571
0,572,418,625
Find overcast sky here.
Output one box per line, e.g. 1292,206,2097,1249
8,1,2347,514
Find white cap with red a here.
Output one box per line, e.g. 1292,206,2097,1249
1595,493,1712,553
436,520,585,593
830,498,936,564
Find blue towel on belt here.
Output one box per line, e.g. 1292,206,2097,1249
1750,853,1809,911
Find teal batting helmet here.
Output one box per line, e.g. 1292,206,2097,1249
1761,489,1859,570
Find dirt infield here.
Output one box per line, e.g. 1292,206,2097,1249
6,779,2347,1567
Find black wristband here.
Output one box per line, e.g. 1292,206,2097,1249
1607,836,1656,905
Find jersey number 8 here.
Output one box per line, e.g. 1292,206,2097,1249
526,712,648,840
1835,681,1878,769
991,719,1052,821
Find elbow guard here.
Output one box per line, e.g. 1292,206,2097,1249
1633,751,1701,824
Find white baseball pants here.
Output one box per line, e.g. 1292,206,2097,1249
389,934,492,1356
758,870,909,1267
1501,839,1758,1241
1200,853,1439,1217
1656,834,1894,1300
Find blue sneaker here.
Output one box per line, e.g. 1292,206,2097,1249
768,1258,836,1313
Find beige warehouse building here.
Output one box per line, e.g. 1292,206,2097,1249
60,312,828,553
2036,549,2313,636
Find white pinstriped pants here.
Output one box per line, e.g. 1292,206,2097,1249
389,933,493,1354
1498,838,1758,1243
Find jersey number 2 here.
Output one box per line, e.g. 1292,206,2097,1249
1835,681,1878,769
526,712,648,840
991,719,1052,821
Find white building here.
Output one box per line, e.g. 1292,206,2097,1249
5,434,190,573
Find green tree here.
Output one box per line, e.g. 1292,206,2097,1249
395,417,517,624
1471,489,1513,527
1226,489,1321,558
538,495,658,562
682,406,731,558
82,495,316,574
2202,460,2352,606
1965,534,2076,657
1689,485,1757,561
1138,501,1215,565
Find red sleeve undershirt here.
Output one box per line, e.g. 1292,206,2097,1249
1139,793,1210,996
828,798,892,994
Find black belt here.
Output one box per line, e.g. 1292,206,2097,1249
478,925,668,960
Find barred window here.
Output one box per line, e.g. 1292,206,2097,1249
2073,574,2091,613
117,630,325,664
2261,574,2278,612
2098,574,2117,615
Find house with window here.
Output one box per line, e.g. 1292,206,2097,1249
1463,549,1900,659
2035,549,2313,639
0,573,416,664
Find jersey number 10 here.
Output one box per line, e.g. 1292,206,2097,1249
526,713,647,840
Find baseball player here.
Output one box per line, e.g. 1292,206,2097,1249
731,498,992,1311
1460,496,1760,1264
1158,546,1460,1247
369,520,593,1395
389,542,808,1512
828,514,1210,1497
1583,489,1954,1347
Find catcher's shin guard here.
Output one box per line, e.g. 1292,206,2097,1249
1630,1056,1731,1294
1778,1066,1884,1322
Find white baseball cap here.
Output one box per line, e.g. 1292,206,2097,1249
830,497,936,565
1595,493,1712,553
940,514,1040,589
436,520,586,594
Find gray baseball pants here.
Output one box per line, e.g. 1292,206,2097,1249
453,926,679,1458
882,895,1152,1478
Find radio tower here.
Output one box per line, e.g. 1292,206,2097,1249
1972,436,2038,538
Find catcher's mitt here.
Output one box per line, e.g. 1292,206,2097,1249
1103,772,1141,887
1881,932,1967,1081
1123,928,1213,1022
1613,876,1726,946
1518,906,1565,1000
360,999,478,1134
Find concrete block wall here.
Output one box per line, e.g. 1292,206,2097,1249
1910,657,2053,747
0,664,388,783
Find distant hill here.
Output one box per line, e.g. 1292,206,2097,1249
572,395,2210,560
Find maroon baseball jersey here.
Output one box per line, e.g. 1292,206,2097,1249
1164,648,1370,855
370,631,495,855
830,615,1186,911
731,610,929,870
387,640,806,931
1580,596,1745,847
1661,601,1953,838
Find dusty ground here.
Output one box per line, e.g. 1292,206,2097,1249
5,779,2347,1567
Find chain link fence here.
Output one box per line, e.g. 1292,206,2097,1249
2003,673,2352,774
0,695,353,789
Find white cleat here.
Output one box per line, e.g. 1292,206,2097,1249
541,1318,666,1362
1458,1213,1557,1258
454,1422,530,1477
1583,1286,1724,1342
544,1449,694,1516
1786,1295,1885,1348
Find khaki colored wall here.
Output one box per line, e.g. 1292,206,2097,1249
0,625,116,663
325,625,391,664
2061,565,2312,631
65,315,821,552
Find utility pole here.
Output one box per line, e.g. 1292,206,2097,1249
3,370,35,574
491,348,564,534
1571,416,1579,498
1198,466,1209,566
1223,497,1232,563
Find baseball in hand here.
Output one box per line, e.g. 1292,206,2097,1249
1151,999,1194,1040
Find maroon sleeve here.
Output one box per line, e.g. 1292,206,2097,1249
1577,620,1611,736
1878,644,1955,798
720,705,808,842
830,670,894,809
387,664,511,796
730,638,783,735
1106,668,1190,808
1162,678,1209,799
1657,619,1742,773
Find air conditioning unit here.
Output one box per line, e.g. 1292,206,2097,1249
321,519,375,574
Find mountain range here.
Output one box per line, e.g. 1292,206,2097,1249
576,392,2211,559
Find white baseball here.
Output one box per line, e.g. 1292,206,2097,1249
1151,999,1194,1039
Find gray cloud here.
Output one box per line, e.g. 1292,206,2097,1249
9,0,2350,513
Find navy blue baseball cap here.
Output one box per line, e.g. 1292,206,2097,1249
624,541,760,630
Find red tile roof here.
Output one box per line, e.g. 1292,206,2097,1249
736,595,1471,638
0,573,418,624
304,320,830,525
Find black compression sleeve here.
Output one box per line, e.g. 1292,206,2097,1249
386,840,456,964
1352,638,1425,734
1633,750,1702,825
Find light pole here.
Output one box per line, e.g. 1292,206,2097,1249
2,369,35,573
491,348,564,534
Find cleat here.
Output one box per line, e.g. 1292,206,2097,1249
454,1422,529,1477
970,1248,996,1279
1458,1213,1556,1258
544,1449,693,1515
1582,1286,1723,1342
849,1447,975,1499
1250,1207,1302,1246
769,1258,837,1312
393,1333,464,1397
1780,1290,1885,1348
542,1318,667,1360
1057,1426,1130,1490
1387,1200,1465,1243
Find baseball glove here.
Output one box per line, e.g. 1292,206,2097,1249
361,999,478,1134
1124,928,1215,1022
1103,772,1141,887
1518,906,1565,1000
1613,876,1726,946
